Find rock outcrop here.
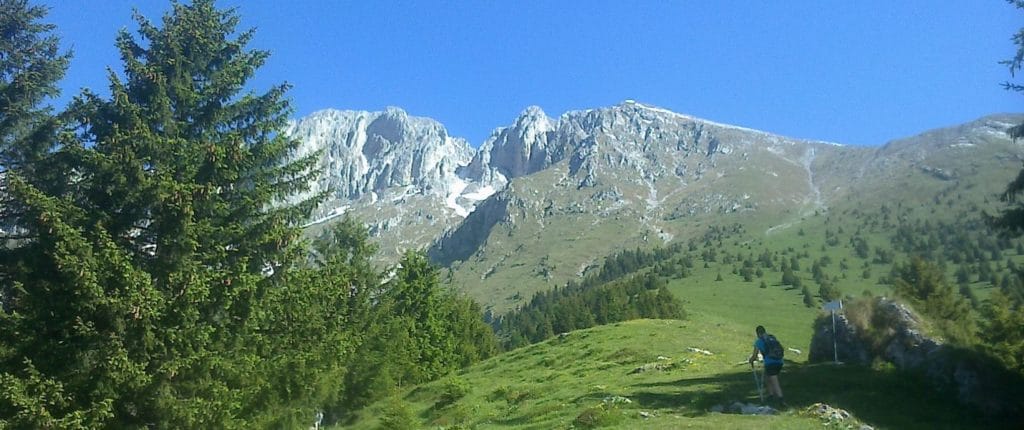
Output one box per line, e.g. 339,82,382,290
808,312,871,365
809,297,1023,419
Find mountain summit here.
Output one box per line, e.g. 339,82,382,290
288,104,1022,307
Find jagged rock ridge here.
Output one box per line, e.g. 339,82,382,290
287,103,1022,289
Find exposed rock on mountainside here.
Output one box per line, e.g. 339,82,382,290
428,191,513,267
288,102,1022,309
286,108,485,221
460,106,560,187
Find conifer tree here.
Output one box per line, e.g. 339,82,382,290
2,1,331,426
0,0,71,258
65,0,323,280
1003,1,1024,141
388,251,459,379
891,257,974,343
0,0,70,189
993,0,1024,231
979,290,1024,373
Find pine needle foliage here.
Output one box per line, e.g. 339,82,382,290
0,1,343,427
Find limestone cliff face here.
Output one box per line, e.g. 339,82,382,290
461,106,560,188
286,108,485,220
287,103,1022,270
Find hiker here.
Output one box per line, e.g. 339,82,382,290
748,325,785,405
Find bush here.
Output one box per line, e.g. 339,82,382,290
435,377,471,409
377,398,418,430
573,403,624,429
489,385,531,406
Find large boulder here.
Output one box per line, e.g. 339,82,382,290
809,297,1023,420
808,312,870,364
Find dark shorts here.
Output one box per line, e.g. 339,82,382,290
765,363,782,376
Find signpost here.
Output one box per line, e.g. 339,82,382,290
823,300,843,363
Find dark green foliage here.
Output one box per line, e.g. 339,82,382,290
595,244,685,283
1001,0,1024,139
873,247,894,264
69,0,323,278
0,0,70,200
0,3,79,427
955,265,971,284
0,1,339,426
739,266,754,282
434,377,471,409
818,281,841,303
757,249,774,268
981,0,1024,379
959,284,980,308
376,398,418,430
780,264,798,286
802,285,816,307
889,257,974,344
497,268,685,348
892,217,1014,265
811,259,834,286
979,290,1024,374
573,403,624,429
852,236,870,259
339,251,498,417
1,2,500,427
0,0,72,301
992,1,1024,232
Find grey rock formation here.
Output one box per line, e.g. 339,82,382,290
286,102,1022,270
427,191,513,266
808,313,871,365
461,106,559,187
810,298,1023,419
286,107,485,221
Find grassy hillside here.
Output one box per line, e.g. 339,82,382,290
334,317,997,429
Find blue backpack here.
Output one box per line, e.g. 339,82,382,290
763,334,784,360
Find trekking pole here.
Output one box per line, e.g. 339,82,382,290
750,361,764,403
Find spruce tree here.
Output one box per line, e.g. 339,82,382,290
979,290,1024,374
891,257,974,343
388,251,459,379
2,1,330,426
0,0,70,188
980,0,1024,379
65,0,323,280
992,1,1024,231
0,0,71,260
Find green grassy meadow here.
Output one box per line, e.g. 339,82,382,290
334,317,996,429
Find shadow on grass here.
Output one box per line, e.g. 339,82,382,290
630,361,1016,430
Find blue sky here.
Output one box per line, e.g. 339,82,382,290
44,0,1021,147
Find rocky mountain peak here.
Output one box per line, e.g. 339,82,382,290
516,105,551,126
290,102,1022,271
287,108,478,223
460,105,560,186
